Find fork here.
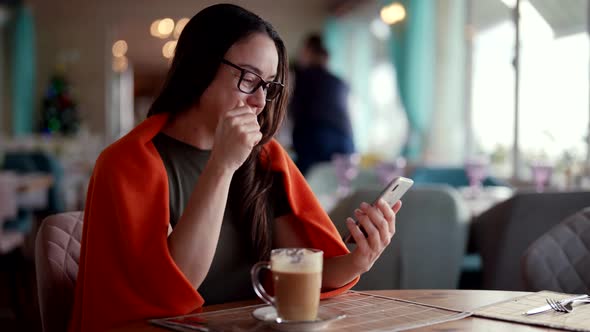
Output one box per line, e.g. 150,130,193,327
546,298,590,313
546,298,571,313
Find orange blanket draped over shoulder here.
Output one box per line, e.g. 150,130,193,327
69,113,358,331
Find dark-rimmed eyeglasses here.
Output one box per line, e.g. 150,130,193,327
221,59,284,101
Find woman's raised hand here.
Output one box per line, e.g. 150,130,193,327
345,199,402,273
210,103,262,173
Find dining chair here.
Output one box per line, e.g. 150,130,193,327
521,207,590,294
471,191,590,291
35,211,83,332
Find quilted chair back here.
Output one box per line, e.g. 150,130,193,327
522,208,590,294
471,191,590,290
35,212,84,332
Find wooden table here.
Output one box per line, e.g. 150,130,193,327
110,289,566,331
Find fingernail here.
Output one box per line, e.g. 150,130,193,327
360,202,370,209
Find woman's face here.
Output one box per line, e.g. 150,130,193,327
198,32,279,130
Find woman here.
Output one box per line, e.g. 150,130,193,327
70,4,401,331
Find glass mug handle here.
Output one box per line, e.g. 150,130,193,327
250,261,276,306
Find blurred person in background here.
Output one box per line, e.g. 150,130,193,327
289,33,356,175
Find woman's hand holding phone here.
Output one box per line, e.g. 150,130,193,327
344,199,402,272
342,176,413,243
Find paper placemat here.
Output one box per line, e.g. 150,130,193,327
474,290,590,332
151,291,471,332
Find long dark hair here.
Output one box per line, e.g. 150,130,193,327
148,4,289,260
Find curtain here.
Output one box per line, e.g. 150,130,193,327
11,5,36,136
427,0,468,164
385,0,436,160
324,17,347,79
324,17,374,152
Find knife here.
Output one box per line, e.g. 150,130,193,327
524,294,589,315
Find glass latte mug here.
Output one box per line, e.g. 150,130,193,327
251,248,323,321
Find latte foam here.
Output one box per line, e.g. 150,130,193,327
271,248,323,273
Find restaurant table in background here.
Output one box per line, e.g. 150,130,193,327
0,172,53,253
109,289,569,332
459,185,513,217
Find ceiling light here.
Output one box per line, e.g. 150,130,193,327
150,19,161,37
157,18,175,38
112,40,128,58
174,18,190,39
162,40,177,59
380,3,406,25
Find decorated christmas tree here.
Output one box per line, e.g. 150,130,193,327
39,72,80,136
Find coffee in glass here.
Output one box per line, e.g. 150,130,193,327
251,248,323,321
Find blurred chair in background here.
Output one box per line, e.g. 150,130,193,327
329,184,470,290
35,211,83,332
471,191,590,291
521,207,590,294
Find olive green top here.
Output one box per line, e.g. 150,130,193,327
153,132,290,305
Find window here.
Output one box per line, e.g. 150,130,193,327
471,0,589,181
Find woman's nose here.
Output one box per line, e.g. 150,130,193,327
246,86,267,110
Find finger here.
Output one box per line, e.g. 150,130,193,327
238,130,263,148
226,111,259,126
227,117,260,132
250,131,263,147
389,201,402,235
375,199,395,234
392,200,402,213
361,202,390,244
376,199,395,223
346,218,369,252
237,122,261,134
355,209,380,249
225,107,256,119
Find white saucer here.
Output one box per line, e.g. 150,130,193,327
252,306,345,332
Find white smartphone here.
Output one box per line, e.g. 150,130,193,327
342,176,414,244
